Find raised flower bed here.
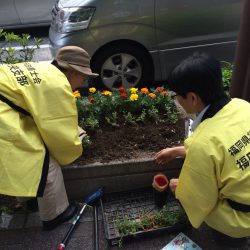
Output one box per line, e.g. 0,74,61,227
64,86,185,199
73,86,185,165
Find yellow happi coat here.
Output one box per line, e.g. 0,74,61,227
176,98,250,237
0,62,82,197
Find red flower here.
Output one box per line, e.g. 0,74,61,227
118,87,125,93
156,87,163,92
89,97,95,103
120,92,128,99
161,91,168,96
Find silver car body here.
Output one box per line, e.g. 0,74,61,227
0,0,56,29
49,0,243,88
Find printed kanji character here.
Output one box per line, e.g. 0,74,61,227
235,140,245,151
228,145,240,156
16,75,28,86
247,152,250,161
236,156,249,170
24,62,36,72
8,65,24,76
241,135,250,146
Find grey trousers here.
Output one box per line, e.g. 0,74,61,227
17,156,69,221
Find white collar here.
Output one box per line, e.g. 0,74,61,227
190,105,210,132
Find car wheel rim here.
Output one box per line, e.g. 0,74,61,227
101,53,142,89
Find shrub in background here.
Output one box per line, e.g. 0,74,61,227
221,61,233,95
0,29,42,64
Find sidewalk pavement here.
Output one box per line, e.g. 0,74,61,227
1,206,249,250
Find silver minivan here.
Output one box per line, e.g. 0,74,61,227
49,0,243,89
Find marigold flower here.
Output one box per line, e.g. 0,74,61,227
89,87,96,93
73,90,81,98
130,93,138,101
118,87,125,93
141,88,149,94
156,87,163,92
148,93,156,99
121,92,128,99
89,97,95,103
161,91,168,96
130,88,138,94
102,90,112,96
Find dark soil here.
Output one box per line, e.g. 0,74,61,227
77,119,185,165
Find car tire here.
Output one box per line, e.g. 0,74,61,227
91,44,154,90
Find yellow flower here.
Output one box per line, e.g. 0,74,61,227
130,88,138,94
73,90,81,98
141,87,149,94
148,93,156,99
89,87,96,93
102,90,112,96
130,93,138,101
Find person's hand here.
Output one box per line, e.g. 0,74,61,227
154,148,177,164
169,178,179,194
154,146,186,165
78,126,87,141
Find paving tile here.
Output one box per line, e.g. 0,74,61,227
24,212,42,228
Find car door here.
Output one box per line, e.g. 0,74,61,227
155,0,243,79
0,0,21,28
15,0,55,25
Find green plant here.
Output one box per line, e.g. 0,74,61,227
114,205,188,247
140,212,154,230
105,111,119,127
75,86,179,130
123,112,137,125
115,216,142,247
81,135,92,148
0,29,42,64
221,61,233,97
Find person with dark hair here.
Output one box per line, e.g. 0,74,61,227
155,52,250,243
0,46,98,230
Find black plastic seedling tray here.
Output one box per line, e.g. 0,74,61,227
100,187,190,246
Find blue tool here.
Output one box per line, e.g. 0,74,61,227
57,187,104,250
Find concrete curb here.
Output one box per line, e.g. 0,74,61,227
63,157,183,199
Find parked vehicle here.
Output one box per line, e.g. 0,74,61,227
49,0,243,89
0,0,56,29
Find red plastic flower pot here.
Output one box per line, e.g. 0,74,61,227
152,173,169,192
152,173,169,207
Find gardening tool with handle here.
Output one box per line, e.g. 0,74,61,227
57,187,104,250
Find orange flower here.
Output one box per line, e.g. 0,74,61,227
73,90,81,98
148,93,156,99
102,90,112,96
161,91,168,96
156,87,163,92
141,87,149,94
